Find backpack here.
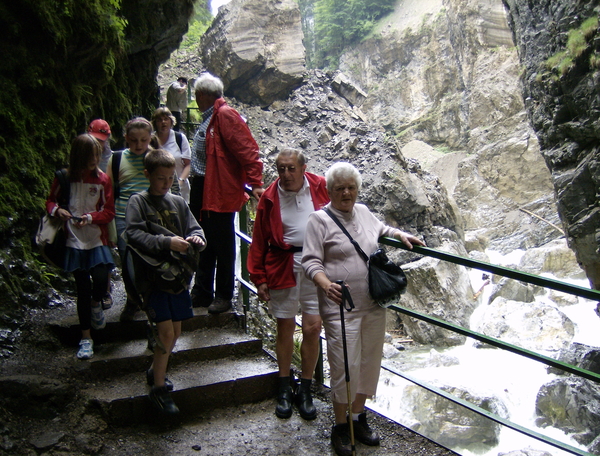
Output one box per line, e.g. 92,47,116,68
112,132,183,199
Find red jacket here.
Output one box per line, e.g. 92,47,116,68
203,98,263,213
248,172,329,290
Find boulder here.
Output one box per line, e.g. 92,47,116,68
398,239,477,347
518,238,586,279
473,297,574,352
488,277,538,304
547,342,600,377
201,0,305,106
404,383,509,448
536,377,600,445
331,72,367,107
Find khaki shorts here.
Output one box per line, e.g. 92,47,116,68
268,254,319,319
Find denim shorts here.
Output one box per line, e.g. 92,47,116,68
145,289,194,323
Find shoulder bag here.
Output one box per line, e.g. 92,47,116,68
324,208,407,307
36,169,69,269
127,192,200,297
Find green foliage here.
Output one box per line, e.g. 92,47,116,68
0,0,159,310
181,2,212,50
541,15,598,81
566,29,586,58
308,0,396,69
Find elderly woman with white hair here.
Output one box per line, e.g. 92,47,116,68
302,162,425,456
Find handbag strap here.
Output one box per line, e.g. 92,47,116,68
139,191,182,237
324,207,369,263
335,280,355,312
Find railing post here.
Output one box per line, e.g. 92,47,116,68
238,203,251,331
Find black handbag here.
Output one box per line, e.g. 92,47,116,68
324,208,407,307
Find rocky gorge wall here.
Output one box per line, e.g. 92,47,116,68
501,0,600,290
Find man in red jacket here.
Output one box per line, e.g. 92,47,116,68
189,72,264,314
248,149,329,420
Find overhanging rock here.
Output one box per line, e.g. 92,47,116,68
201,0,305,106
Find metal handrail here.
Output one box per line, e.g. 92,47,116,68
235,211,600,456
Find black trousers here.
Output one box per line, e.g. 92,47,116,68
190,176,236,305
172,111,181,131
73,263,111,331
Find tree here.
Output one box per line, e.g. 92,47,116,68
312,0,396,69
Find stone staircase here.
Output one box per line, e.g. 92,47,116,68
49,307,279,426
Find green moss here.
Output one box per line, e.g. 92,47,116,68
566,29,587,58
543,15,598,79
0,0,174,312
581,16,599,39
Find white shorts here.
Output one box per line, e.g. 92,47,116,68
268,253,319,319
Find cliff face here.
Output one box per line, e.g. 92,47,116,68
502,0,600,289
0,0,194,314
337,0,560,255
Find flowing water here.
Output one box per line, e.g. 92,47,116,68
367,248,597,456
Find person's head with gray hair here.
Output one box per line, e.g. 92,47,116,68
194,72,224,99
275,148,307,168
325,161,362,193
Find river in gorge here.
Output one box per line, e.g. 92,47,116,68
366,248,598,456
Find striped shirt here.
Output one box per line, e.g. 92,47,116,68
111,149,148,218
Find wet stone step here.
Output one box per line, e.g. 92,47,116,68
78,328,266,379
49,307,243,346
84,356,279,426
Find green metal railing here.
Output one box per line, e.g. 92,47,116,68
235,207,600,456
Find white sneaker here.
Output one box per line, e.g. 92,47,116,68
91,305,106,330
77,339,94,359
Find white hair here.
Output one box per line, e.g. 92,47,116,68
325,162,362,192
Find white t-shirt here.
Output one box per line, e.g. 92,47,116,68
279,176,313,247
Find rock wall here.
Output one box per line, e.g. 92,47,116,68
502,0,600,288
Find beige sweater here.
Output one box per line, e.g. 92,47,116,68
302,203,397,318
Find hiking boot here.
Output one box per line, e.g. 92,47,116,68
275,377,293,419
91,304,106,330
76,339,94,360
102,292,113,310
146,368,174,392
294,379,317,420
331,423,352,456
207,297,232,314
352,412,380,446
149,386,179,414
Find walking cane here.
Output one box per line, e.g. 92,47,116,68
336,280,356,456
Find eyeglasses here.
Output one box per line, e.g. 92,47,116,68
277,165,299,174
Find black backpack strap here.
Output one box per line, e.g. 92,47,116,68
174,131,183,151
111,150,122,200
324,207,369,263
55,168,70,208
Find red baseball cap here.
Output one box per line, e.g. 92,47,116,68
88,119,111,141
